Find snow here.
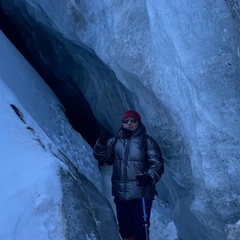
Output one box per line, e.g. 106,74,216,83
0,31,178,239
0,76,65,239
0,31,116,240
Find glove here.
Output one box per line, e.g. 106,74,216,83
98,129,109,145
136,174,152,187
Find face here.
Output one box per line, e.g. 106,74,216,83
122,117,139,131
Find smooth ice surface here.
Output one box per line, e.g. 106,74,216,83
1,0,240,239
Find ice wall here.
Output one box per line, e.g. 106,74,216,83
1,0,240,239
0,31,120,240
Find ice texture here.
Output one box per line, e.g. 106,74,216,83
1,0,240,239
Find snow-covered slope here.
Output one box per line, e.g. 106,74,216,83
0,81,65,239
0,31,120,240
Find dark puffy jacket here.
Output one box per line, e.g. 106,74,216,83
93,123,164,200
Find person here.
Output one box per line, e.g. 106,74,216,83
93,110,164,240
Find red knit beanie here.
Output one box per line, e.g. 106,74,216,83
122,110,141,123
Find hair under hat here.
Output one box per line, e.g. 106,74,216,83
122,110,141,123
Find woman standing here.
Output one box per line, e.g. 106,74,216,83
93,110,164,240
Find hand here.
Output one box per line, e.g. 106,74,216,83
136,174,152,187
98,129,109,145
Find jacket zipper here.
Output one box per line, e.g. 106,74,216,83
123,138,130,199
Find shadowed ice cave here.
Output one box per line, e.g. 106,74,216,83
1,1,240,240
0,7,101,147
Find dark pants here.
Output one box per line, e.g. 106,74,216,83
114,198,153,240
